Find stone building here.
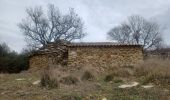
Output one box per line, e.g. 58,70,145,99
29,42,143,70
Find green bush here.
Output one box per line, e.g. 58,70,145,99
0,43,29,73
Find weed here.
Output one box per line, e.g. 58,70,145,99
60,76,79,85
40,70,59,88
104,73,114,82
81,71,95,81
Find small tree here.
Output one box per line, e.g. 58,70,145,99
19,4,86,49
0,43,29,73
107,15,163,49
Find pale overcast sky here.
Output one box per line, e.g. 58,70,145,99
0,0,170,52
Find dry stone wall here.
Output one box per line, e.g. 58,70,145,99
29,54,48,70
29,42,68,70
29,44,143,72
29,53,68,71
68,46,143,71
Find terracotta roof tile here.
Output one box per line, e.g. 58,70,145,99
29,42,142,57
68,42,141,47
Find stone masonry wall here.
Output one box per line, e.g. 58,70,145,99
29,54,49,70
68,46,143,71
29,45,143,71
29,52,68,70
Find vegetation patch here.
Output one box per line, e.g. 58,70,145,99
104,74,123,83
111,68,133,77
0,43,29,73
61,94,83,100
41,70,59,88
135,59,170,87
111,87,169,100
104,73,114,82
60,76,79,85
113,78,123,83
81,71,95,81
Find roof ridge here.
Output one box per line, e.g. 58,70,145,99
69,42,141,47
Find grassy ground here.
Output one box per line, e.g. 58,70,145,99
0,59,170,100
0,72,169,100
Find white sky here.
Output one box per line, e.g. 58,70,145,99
0,0,170,52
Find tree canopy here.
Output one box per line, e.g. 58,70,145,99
107,15,162,49
0,43,29,73
19,4,86,49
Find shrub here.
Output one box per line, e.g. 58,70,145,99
0,43,29,73
135,59,170,86
113,78,123,83
60,76,79,85
41,69,59,88
104,73,123,83
81,71,95,81
104,73,114,82
113,68,133,77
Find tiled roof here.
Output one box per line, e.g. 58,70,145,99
68,42,141,47
29,42,142,57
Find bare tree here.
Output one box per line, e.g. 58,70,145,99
107,15,162,49
18,4,86,49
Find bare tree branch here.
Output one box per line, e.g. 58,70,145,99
107,15,163,50
18,4,86,49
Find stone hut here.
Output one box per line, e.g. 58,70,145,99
29,42,143,70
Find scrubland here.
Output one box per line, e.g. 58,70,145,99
0,58,170,100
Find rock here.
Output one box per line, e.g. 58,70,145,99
1,92,6,95
15,78,26,81
94,83,102,88
141,85,154,89
32,80,41,85
102,97,107,100
1,91,11,95
118,82,139,88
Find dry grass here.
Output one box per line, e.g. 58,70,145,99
40,64,98,90
104,66,133,83
60,94,83,100
81,70,95,81
41,69,59,88
104,74,123,83
135,59,170,87
109,67,133,77
60,75,79,85
0,59,170,99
